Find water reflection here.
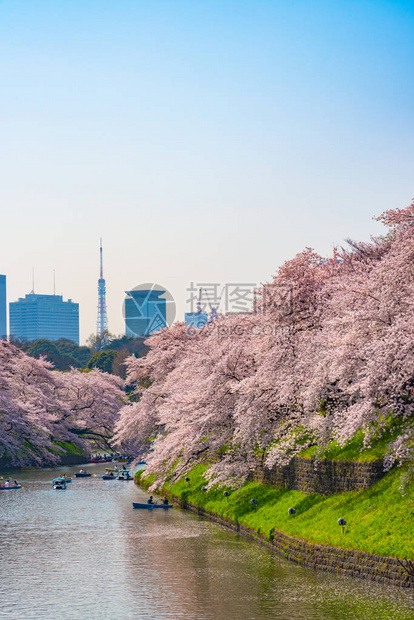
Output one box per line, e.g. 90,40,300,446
0,464,413,620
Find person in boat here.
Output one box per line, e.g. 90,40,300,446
13,481,19,487
162,497,169,505
4,480,10,487
79,468,86,474
147,496,155,505
109,472,114,477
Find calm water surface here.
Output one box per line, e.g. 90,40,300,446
0,463,413,620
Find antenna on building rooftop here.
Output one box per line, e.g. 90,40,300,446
30,267,35,294
53,269,56,296
100,237,103,279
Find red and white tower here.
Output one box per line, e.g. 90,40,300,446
96,238,108,335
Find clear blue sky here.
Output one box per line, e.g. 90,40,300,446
1,0,413,341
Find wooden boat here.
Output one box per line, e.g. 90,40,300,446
74,472,91,478
21,466,40,470
0,485,22,490
88,458,113,464
132,502,156,510
53,478,66,490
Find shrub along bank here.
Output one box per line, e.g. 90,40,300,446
136,465,414,561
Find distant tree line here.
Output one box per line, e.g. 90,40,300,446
10,333,148,377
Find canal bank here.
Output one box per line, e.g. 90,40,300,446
0,441,88,470
2,462,414,620
136,465,414,589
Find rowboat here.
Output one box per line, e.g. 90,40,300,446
132,502,173,509
21,466,40,470
132,502,156,510
0,485,21,490
88,458,113,464
102,474,117,480
75,472,91,478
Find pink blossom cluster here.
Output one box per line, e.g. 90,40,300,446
0,341,125,466
114,200,414,488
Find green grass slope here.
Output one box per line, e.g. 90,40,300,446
137,465,414,560
298,428,398,462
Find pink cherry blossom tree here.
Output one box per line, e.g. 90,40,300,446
55,368,125,452
0,340,125,466
114,198,414,488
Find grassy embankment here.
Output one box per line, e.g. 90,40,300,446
0,441,87,470
298,427,395,462
136,433,414,560
52,441,86,457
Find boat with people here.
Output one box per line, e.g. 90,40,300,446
0,480,21,490
75,469,92,478
102,472,117,480
132,502,156,510
115,454,133,463
132,502,173,509
88,455,114,464
117,469,133,481
53,478,67,490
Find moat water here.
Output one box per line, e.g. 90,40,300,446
0,463,413,620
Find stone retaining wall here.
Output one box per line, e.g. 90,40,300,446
251,457,385,495
172,496,413,589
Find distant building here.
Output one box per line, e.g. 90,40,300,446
0,275,6,339
185,312,208,329
9,293,79,344
124,288,167,337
